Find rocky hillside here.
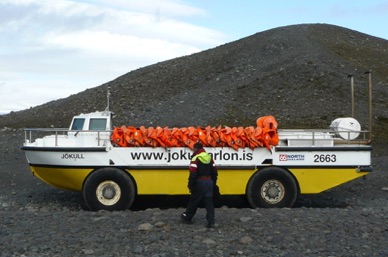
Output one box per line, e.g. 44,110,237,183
1,24,387,141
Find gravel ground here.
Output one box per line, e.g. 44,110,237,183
0,131,387,257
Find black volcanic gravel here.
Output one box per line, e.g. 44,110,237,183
0,130,387,257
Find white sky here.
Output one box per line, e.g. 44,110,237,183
1,0,387,114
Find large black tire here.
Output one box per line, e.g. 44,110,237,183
83,168,135,211
246,167,298,208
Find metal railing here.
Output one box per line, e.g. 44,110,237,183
278,129,371,146
24,128,112,147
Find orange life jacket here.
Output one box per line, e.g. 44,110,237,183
111,116,279,150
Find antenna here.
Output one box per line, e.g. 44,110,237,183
348,74,355,117
105,85,111,113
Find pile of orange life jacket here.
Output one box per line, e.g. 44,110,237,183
111,116,279,151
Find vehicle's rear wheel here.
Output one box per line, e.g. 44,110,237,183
83,168,135,211
246,167,298,208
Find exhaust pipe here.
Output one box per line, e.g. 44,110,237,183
347,72,372,144
365,71,372,143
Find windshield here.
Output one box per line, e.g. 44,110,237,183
89,118,107,130
71,118,85,130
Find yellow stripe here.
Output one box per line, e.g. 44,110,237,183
30,166,92,191
29,166,369,195
130,169,255,195
289,168,368,193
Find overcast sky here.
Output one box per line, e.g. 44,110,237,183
1,0,387,114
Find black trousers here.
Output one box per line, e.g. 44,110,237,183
185,180,214,224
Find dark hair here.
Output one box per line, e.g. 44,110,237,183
193,142,203,150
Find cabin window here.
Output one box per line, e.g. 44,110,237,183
71,118,85,130
89,118,107,130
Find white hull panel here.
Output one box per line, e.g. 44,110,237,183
24,146,371,168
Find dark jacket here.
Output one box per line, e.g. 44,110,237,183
188,149,218,191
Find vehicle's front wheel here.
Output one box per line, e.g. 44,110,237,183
83,168,135,211
246,167,298,208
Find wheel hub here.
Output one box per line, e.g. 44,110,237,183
102,185,115,199
261,179,285,204
96,180,121,206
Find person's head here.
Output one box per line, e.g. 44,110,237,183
193,142,203,151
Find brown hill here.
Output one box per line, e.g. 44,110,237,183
1,24,387,142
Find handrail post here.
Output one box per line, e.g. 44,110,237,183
312,131,315,146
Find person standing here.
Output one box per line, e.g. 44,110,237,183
181,142,218,228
